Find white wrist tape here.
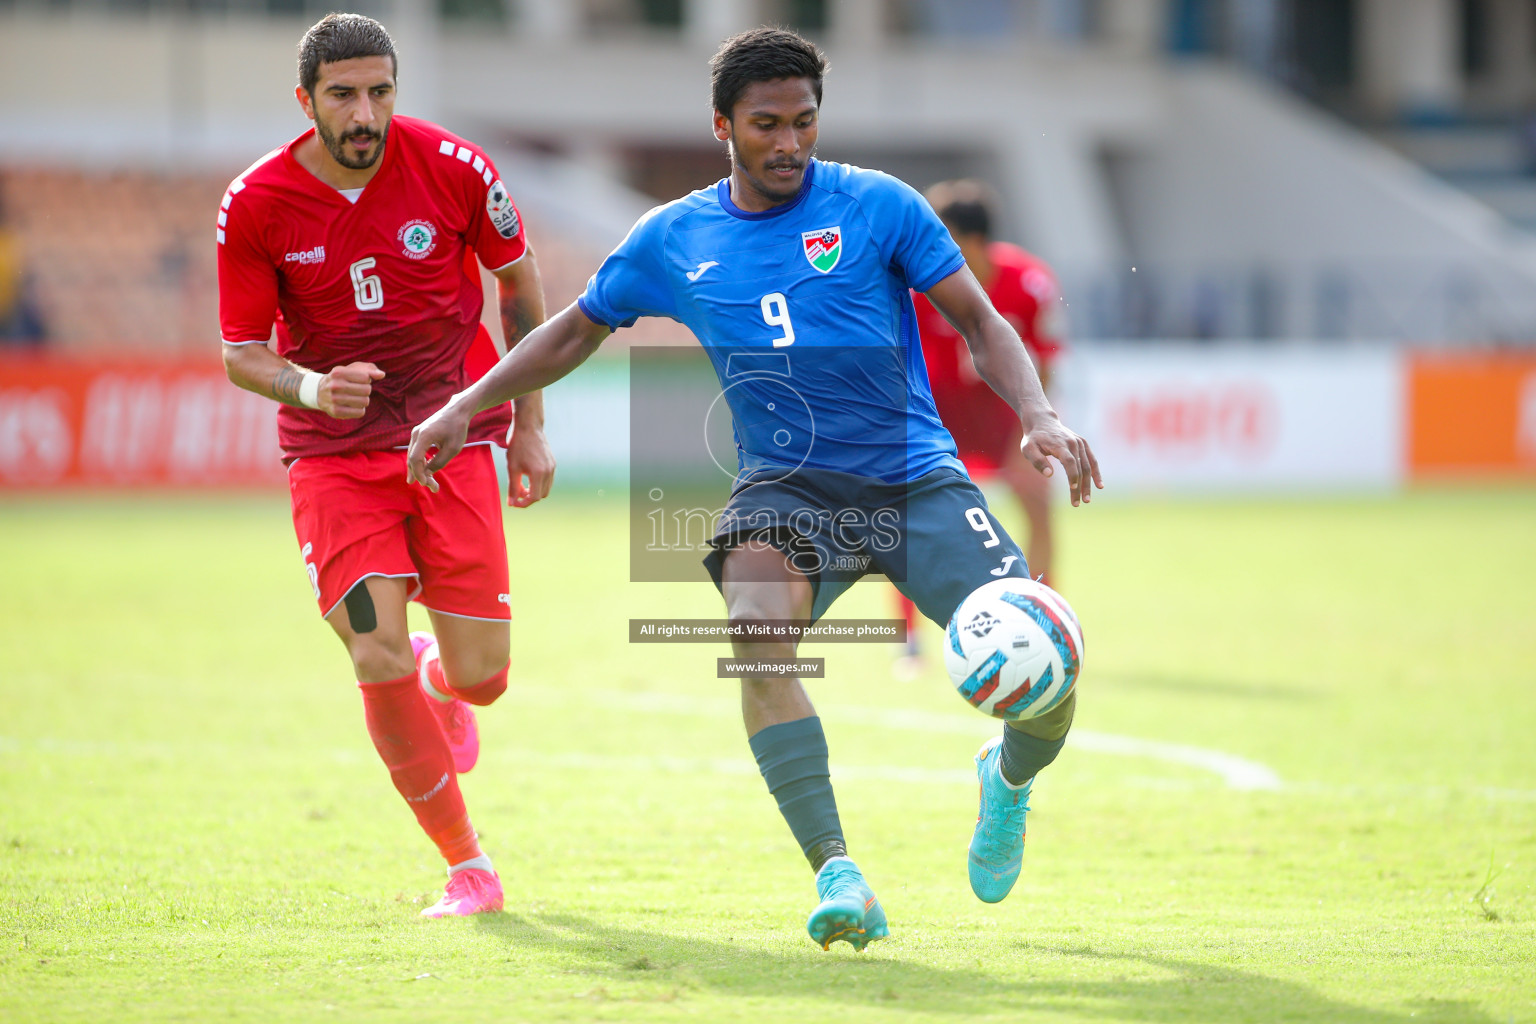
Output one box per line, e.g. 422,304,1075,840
297,371,323,410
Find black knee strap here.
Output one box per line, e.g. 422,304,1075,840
342,580,378,634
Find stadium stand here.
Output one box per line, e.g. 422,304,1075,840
0,163,678,351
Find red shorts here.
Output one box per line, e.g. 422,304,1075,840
287,444,510,621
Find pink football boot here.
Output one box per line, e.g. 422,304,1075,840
420,868,504,918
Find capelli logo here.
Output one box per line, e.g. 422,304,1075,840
284,246,326,265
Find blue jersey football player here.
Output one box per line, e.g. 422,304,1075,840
407,27,1103,950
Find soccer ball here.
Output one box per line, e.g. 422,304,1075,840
943,578,1084,721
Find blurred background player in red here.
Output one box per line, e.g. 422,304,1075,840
899,179,1066,669
217,14,552,917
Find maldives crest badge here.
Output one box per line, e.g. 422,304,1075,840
801,226,841,273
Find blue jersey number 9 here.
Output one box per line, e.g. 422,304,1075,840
761,292,796,348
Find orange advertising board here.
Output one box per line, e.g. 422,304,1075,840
0,355,285,488
1407,351,1536,478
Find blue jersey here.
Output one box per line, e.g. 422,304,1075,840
577,159,968,484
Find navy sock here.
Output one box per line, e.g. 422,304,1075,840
1000,726,1066,787
749,716,845,872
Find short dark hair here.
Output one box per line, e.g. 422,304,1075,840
710,27,828,119
298,13,398,96
925,179,995,238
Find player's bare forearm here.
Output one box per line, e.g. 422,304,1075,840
967,315,1053,426
490,256,557,506
924,270,1052,426
494,253,547,350
223,340,307,407
492,254,549,430
221,341,383,420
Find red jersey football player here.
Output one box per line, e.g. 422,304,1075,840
899,179,1066,666
217,14,551,917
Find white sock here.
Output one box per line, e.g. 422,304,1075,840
448,854,494,876
996,757,1032,791
418,643,453,703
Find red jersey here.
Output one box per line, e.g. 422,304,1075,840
217,115,527,461
913,241,1066,469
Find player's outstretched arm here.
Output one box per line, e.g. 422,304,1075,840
924,268,1103,506
222,341,384,419
406,301,610,492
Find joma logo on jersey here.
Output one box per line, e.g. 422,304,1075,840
801,226,841,273
284,246,326,265
398,219,438,259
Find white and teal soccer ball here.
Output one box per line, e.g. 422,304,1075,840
944,578,1084,721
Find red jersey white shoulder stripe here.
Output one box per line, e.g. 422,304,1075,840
217,146,285,244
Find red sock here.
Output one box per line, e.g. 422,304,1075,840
897,592,921,653
424,657,508,707
428,813,484,867
358,671,481,864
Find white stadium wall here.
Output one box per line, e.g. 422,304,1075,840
1060,344,1405,494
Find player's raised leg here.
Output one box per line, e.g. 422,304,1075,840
327,575,501,917
413,613,511,774
970,691,1075,903
409,442,517,775
891,469,1080,904
721,539,888,951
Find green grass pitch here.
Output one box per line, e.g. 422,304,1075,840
2,487,1533,1022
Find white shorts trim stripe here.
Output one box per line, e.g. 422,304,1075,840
287,439,500,467
385,439,498,451
419,605,511,624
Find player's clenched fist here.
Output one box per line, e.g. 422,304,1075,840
320,362,386,419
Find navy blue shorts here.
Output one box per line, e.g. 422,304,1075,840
703,466,1030,625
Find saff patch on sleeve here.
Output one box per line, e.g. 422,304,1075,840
486,180,521,239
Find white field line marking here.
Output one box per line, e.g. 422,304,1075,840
5,732,1535,802
521,688,1285,792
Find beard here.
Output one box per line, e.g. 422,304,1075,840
731,143,809,205
315,116,388,171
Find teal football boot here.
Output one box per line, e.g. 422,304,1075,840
968,736,1031,903
806,857,889,951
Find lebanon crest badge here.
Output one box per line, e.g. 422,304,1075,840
398,219,438,260
801,226,842,273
